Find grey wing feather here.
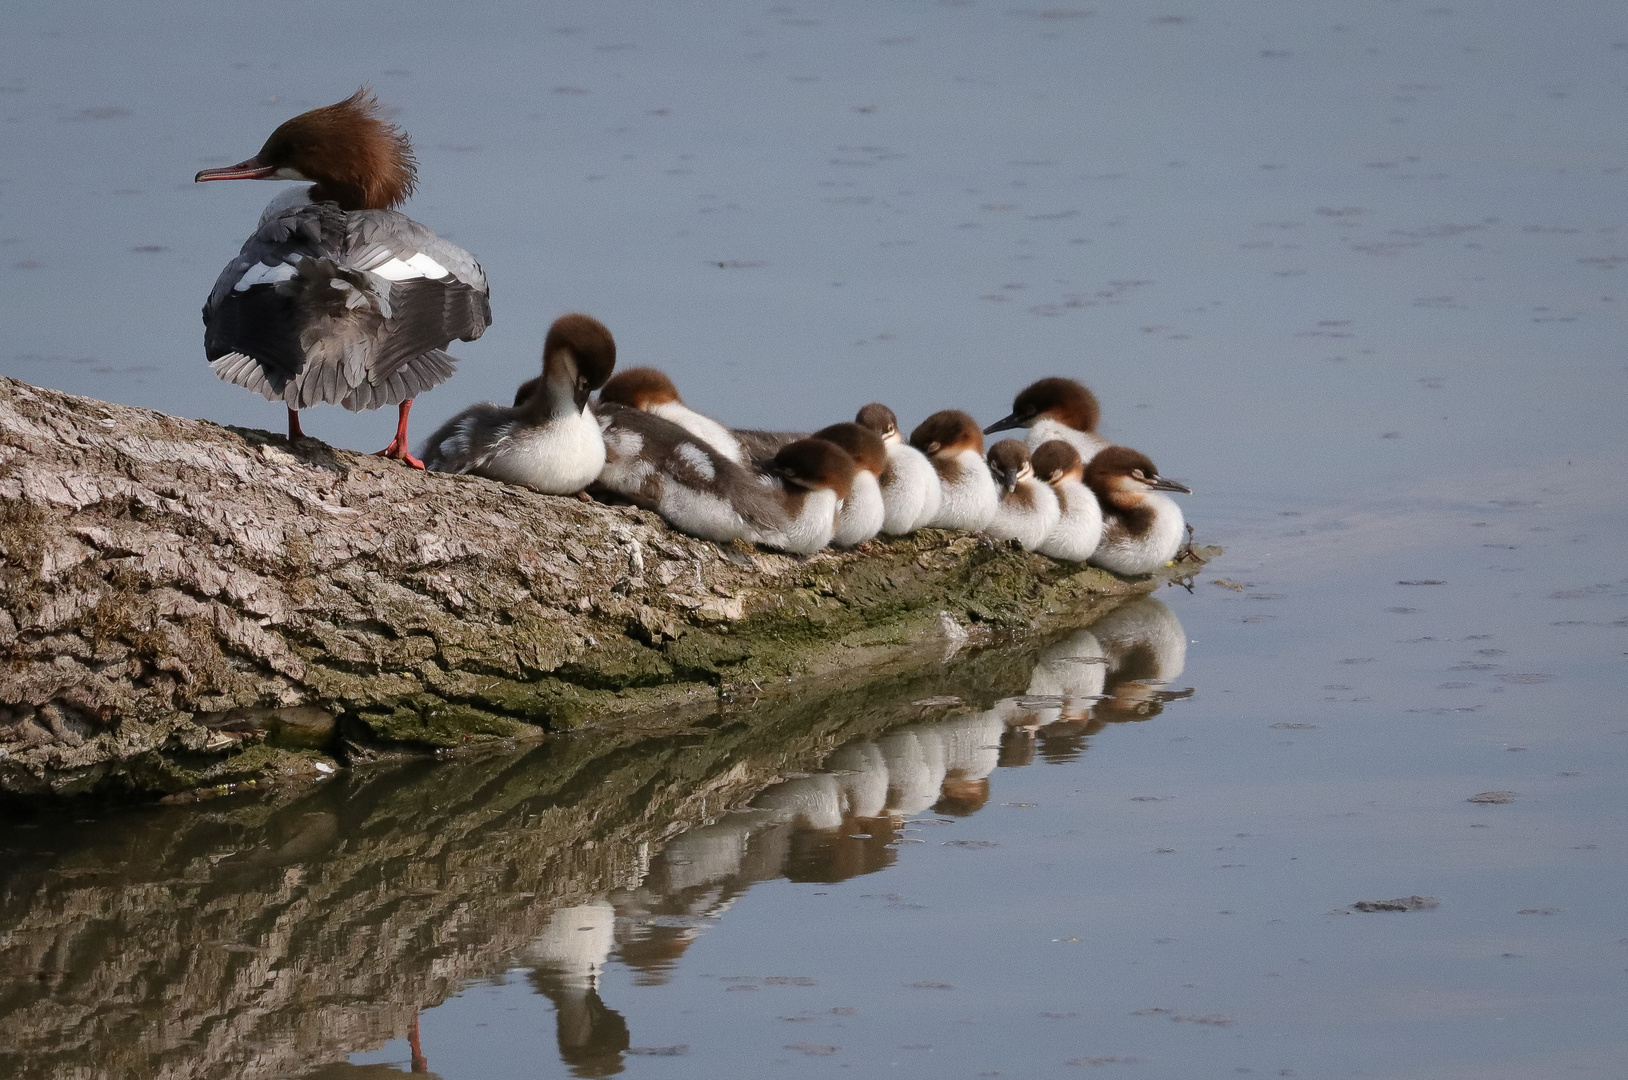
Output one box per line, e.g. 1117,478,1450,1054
202,201,490,412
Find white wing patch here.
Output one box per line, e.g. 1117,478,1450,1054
233,261,299,291
675,441,716,481
370,253,451,281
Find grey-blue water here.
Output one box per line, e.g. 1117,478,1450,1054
2,1,1625,1077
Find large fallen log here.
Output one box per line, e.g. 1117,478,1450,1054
0,376,1213,799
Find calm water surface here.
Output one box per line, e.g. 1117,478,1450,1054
2,1,1625,1077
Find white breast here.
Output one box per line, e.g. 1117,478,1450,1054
760,488,840,554
656,479,760,544
650,401,746,463
827,741,890,819
1025,628,1108,719
1089,493,1185,575
831,470,885,547
878,442,941,535
878,727,949,817
984,478,1061,551
1026,419,1109,464
475,407,606,495
923,449,998,532
1036,479,1103,562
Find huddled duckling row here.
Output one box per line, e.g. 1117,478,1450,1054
419,314,1192,575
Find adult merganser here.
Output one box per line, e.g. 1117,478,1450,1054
909,410,998,532
418,314,614,491
983,377,1108,464
1030,440,1104,562
811,422,887,547
1083,446,1191,575
854,403,941,534
196,89,491,468
983,439,1061,551
596,405,855,553
594,366,747,464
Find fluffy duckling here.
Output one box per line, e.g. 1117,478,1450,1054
984,377,1109,464
1083,446,1191,575
909,410,998,532
596,405,854,554
1030,440,1103,562
595,366,747,464
983,440,1061,551
419,313,614,492
812,422,888,547
760,438,858,553
855,403,941,534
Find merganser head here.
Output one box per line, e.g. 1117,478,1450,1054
813,422,888,478
537,313,616,411
908,410,984,459
195,88,417,212
599,367,683,410
1031,440,1085,487
984,377,1100,436
986,439,1035,494
769,438,857,502
854,402,902,446
1083,445,1191,508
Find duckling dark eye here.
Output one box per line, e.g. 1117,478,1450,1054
1131,468,1146,481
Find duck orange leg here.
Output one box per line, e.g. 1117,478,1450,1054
287,408,305,442
408,1010,428,1073
375,399,426,470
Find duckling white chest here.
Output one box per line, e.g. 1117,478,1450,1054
1090,493,1184,575
925,449,998,532
879,442,941,535
831,471,885,547
479,408,605,494
1036,479,1103,562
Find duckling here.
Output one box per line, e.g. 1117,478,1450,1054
811,422,887,547
1083,446,1191,575
1030,440,1104,562
759,438,858,553
984,377,1109,464
909,410,998,532
595,366,747,463
983,439,1061,551
854,402,942,534
596,405,854,554
419,313,614,492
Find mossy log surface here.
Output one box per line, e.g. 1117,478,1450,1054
0,376,1213,799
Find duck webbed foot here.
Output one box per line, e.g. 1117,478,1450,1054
375,400,426,470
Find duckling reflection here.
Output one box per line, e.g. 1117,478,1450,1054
527,599,1189,1077
523,904,629,1078
1090,597,1193,722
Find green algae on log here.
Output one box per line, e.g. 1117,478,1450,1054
0,376,1215,799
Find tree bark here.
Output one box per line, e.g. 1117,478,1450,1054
0,376,1214,799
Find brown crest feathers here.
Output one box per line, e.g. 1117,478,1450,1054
1012,377,1100,433
771,438,857,501
854,402,899,435
260,88,417,210
543,313,617,389
908,410,983,456
813,422,889,476
599,366,682,409
1030,439,1084,483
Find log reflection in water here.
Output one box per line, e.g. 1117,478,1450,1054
0,599,1190,1080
